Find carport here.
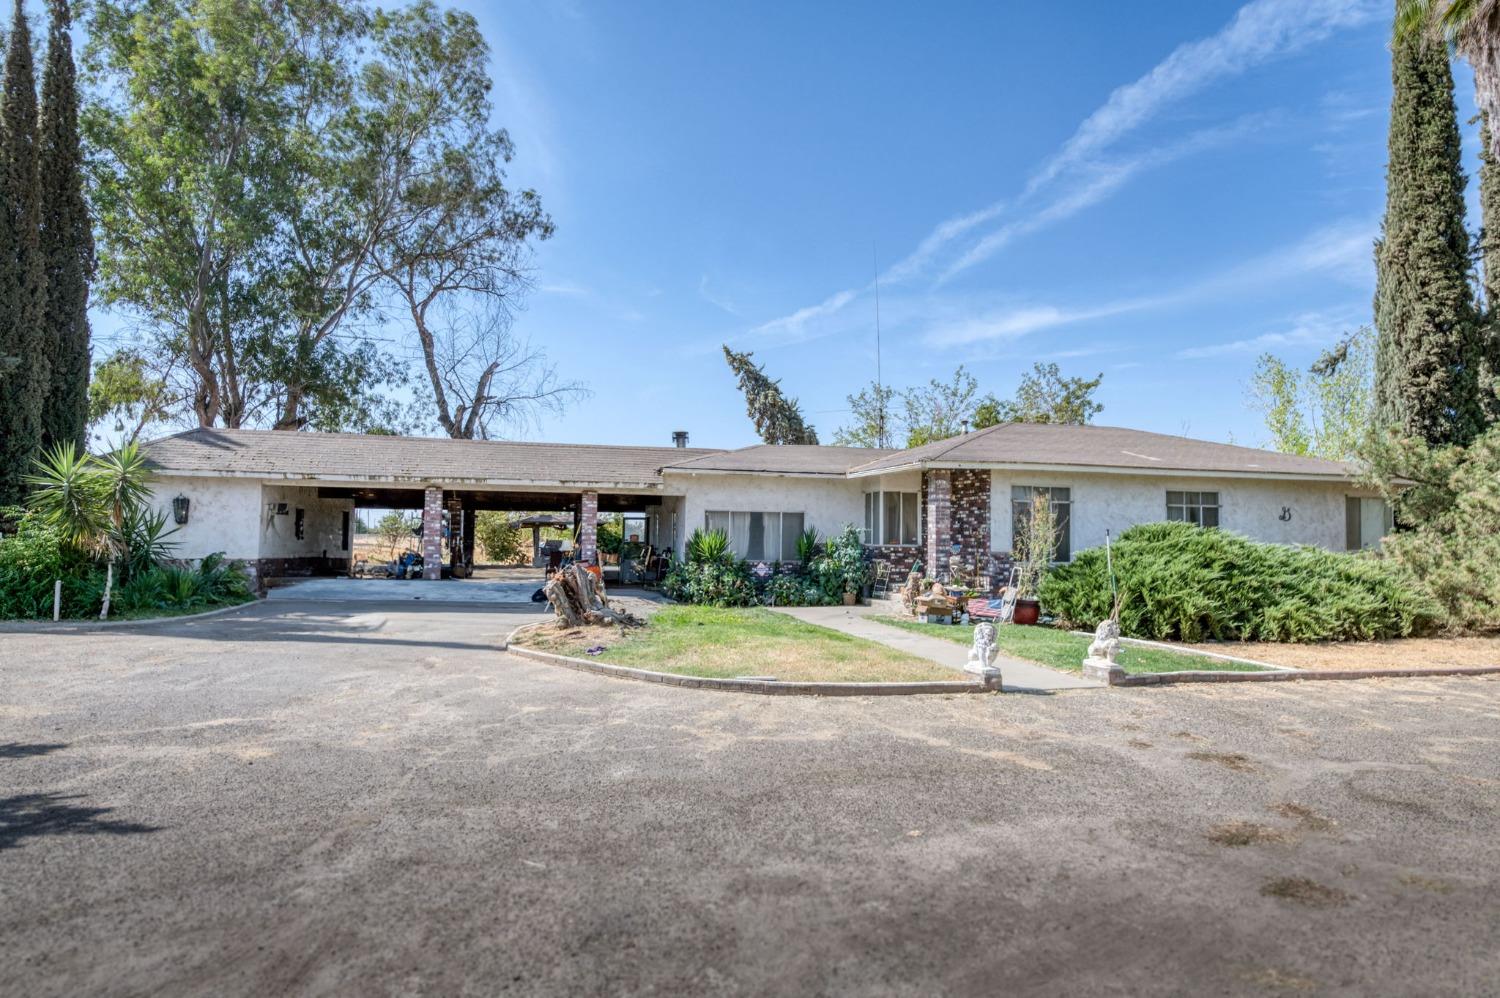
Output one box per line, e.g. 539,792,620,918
139,428,714,586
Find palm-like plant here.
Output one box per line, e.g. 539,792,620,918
24,442,159,619
1399,1,1500,157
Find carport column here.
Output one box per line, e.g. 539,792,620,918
421,487,444,580
925,470,952,581
579,491,599,564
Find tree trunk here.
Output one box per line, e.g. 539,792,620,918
542,564,633,628
99,559,114,620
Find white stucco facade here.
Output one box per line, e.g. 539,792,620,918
663,472,867,556
987,470,1383,557
148,476,354,565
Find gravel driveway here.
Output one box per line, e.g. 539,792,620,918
2,600,1498,996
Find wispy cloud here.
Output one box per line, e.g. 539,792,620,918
1028,0,1381,193
940,115,1274,283
920,218,1373,350
539,280,591,297
1175,306,1363,358
698,275,741,316
745,0,1378,343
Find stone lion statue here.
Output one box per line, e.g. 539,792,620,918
965,621,1000,678
1087,617,1121,664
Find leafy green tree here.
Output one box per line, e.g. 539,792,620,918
38,0,94,454
88,349,176,444
900,366,978,447
1374,27,1484,446
375,510,418,558
974,363,1103,427
722,346,818,444
472,512,524,563
0,0,49,506
1248,326,1375,461
832,380,896,447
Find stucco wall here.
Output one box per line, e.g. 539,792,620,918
147,476,263,561
666,473,865,556
145,477,353,563
258,484,354,562
989,471,1382,558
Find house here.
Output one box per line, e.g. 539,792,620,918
138,423,1390,589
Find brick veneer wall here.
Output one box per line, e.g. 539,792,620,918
578,491,599,564
924,469,951,576
421,487,444,580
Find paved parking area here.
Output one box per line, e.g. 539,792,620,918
2,601,1499,996
265,575,545,603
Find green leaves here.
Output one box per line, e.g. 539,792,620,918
722,347,819,445
1040,522,1441,643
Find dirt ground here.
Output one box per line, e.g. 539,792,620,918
1200,634,1500,671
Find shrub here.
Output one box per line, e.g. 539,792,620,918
685,527,731,564
808,524,869,602
473,512,525,564
764,570,825,607
1040,522,1440,643
0,511,104,618
1362,426,1500,632
662,558,758,607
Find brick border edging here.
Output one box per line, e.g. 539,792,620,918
0,596,260,632
504,643,999,696
1111,665,1500,686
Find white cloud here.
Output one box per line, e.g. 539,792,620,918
749,0,1377,338
748,288,859,342
539,281,590,297
1175,306,1363,359
922,299,1157,348
1028,0,1382,193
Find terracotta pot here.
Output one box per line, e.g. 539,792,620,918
1012,598,1040,625
843,592,858,606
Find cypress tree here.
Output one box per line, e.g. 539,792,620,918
0,0,49,505
1373,29,1483,447
38,0,92,453
1479,112,1500,426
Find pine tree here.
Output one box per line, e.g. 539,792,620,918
38,0,92,453
0,0,49,505
721,346,819,445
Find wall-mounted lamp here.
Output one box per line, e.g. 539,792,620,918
172,494,191,525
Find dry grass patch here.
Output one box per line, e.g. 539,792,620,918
1208,821,1289,847
511,605,963,683
1270,802,1337,832
1186,750,1256,772
1193,634,1500,672
1260,877,1352,908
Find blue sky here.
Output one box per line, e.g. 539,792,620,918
96,0,1490,449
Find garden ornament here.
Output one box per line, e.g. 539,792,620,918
965,621,1001,680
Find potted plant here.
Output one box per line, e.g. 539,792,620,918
1012,493,1057,626
813,525,870,607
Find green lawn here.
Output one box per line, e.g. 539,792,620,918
514,605,966,683
871,616,1270,675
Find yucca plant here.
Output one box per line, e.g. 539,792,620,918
685,527,732,564
24,442,160,618
795,527,821,563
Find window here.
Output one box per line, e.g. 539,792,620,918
705,511,805,561
863,491,920,546
1166,491,1219,527
1345,497,1393,551
1010,486,1071,562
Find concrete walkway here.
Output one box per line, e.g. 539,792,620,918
774,604,1103,693
265,576,542,604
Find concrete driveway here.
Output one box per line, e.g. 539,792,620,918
265,575,544,604
2,601,1499,996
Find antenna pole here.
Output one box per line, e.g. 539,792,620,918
873,243,885,448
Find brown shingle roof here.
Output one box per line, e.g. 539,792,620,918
847,423,1356,479
141,428,719,489
661,444,901,476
